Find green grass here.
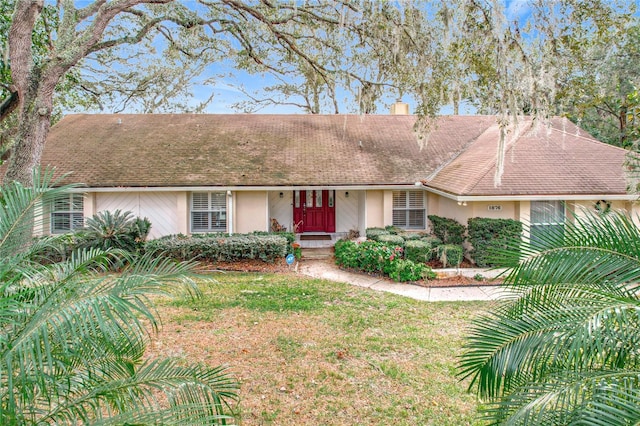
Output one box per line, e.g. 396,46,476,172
155,272,490,425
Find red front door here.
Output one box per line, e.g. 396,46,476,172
293,190,335,233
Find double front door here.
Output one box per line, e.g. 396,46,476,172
293,190,335,233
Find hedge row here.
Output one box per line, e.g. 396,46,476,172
467,218,522,267
145,233,288,263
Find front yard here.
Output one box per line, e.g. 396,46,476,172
151,272,490,425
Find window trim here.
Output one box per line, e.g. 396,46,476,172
190,192,227,233
50,194,84,234
392,190,425,229
530,200,565,243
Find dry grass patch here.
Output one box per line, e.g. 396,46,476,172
149,272,490,425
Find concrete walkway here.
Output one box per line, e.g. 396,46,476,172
298,260,512,302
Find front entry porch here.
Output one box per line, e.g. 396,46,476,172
268,189,363,245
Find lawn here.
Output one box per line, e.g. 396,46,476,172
150,272,490,425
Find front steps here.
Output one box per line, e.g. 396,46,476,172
301,247,334,260
296,233,345,249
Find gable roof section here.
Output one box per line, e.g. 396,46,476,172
425,117,630,197
40,114,495,188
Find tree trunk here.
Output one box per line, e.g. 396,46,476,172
4,70,57,186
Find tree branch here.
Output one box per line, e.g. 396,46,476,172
0,91,19,123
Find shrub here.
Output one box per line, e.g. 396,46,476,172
366,228,390,240
398,232,424,241
421,235,442,249
80,210,151,252
360,241,396,273
145,233,287,263
335,240,436,282
376,234,405,248
437,244,464,268
334,239,360,269
427,215,466,245
384,225,401,234
467,217,523,267
388,259,437,282
251,231,295,252
404,239,433,263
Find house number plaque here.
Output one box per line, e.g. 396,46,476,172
487,205,502,211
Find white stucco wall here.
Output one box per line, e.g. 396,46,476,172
235,191,268,234
364,190,384,228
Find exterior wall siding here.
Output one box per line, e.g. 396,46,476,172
358,191,367,235
269,191,293,232
235,191,268,234
336,190,359,233
364,190,384,229
95,192,179,239
70,191,637,242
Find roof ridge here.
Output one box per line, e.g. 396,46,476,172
549,125,629,152
442,120,534,193
426,118,497,181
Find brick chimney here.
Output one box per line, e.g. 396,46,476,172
390,99,409,115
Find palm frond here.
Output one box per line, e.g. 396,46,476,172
40,359,238,425
460,281,640,398
0,168,78,258
502,210,640,290
461,208,640,424
484,370,640,426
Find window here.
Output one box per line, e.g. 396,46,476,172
191,192,227,232
393,191,425,229
51,194,84,233
530,201,564,244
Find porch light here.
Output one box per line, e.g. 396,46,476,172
279,192,284,198
345,191,349,198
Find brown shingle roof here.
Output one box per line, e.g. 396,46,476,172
40,114,494,187
426,117,629,196
37,113,629,196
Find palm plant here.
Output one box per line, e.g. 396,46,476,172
80,209,152,252
459,209,640,425
0,169,238,425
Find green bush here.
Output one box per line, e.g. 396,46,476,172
388,259,437,282
404,239,433,263
334,239,359,268
384,225,401,234
427,215,466,245
467,217,523,267
80,210,151,253
421,235,442,249
366,228,390,240
145,233,287,263
436,244,464,268
335,240,436,282
398,232,424,241
251,231,296,253
376,234,405,248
